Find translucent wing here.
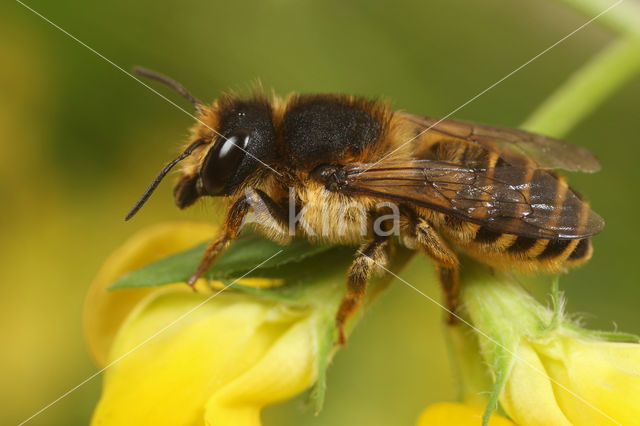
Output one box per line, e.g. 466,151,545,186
402,113,601,172
342,160,604,239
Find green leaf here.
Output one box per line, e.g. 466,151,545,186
220,247,357,302
308,315,336,414
109,230,337,290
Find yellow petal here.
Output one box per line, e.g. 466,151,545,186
503,335,640,426
83,221,217,367
235,277,285,288
204,306,317,424
542,337,640,425
417,402,515,426
500,342,572,426
92,290,317,426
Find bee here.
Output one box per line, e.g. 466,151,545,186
126,67,604,344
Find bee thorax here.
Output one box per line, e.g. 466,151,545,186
310,164,346,191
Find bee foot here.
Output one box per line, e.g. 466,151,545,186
186,275,199,292
336,323,347,345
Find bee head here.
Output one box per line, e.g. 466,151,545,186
125,68,276,221
173,97,276,208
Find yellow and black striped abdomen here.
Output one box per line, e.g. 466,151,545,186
344,120,603,272
453,223,593,272
435,146,597,272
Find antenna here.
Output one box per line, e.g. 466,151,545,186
124,138,208,220
132,66,204,113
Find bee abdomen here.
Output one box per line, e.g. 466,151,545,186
537,239,573,259
464,225,593,271
507,236,538,253
533,237,593,267
506,235,592,269
565,238,592,264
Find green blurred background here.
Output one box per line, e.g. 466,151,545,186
1,0,638,424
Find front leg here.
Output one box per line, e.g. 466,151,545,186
335,235,391,345
188,188,288,287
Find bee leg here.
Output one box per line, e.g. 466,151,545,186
435,264,459,324
188,188,291,288
187,193,252,288
246,189,291,240
413,217,459,323
335,236,391,345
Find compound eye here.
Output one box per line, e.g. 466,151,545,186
200,130,250,195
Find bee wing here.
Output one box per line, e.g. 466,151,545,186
402,113,601,172
343,160,604,239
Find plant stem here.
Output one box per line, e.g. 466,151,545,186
523,0,640,137
559,0,640,38
522,35,640,137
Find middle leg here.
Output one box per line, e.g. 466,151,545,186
335,235,391,345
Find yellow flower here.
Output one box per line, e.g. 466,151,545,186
84,222,218,367
458,263,640,426
84,222,319,426
418,402,514,426
501,331,640,426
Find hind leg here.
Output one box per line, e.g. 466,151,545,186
434,265,459,323
413,216,459,322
